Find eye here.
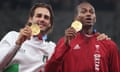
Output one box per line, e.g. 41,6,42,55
90,9,95,14
80,8,87,14
44,15,50,20
36,14,42,18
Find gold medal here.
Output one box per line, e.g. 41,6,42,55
71,20,82,32
30,24,40,35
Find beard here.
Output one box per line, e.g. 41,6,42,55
40,26,52,34
82,24,93,30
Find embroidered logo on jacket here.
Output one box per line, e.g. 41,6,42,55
73,44,80,50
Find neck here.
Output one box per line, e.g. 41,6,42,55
82,26,93,35
40,30,47,36
37,33,47,40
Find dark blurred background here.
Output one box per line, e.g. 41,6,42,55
0,0,120,48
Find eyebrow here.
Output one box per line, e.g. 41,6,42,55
36,13,50,16
81,7,95,12
81,7,94,10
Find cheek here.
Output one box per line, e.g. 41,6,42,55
32,16,39,21
46,20,51,26
48,24,51,27
78,16,84,24
76,16,84,22
93,16,96,23
28,19,32,23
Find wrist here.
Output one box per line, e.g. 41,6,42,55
64,37,70,46
16,40,22,46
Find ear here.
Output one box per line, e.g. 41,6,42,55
48,23,51,27
28,17,32,23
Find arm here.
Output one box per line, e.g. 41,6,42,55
0,31,21,70
0,26,32,70
45,27,76,72
108,41,120,72
45,38,70,72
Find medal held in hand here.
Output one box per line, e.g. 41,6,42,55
30,24,40,35
71,20,82,32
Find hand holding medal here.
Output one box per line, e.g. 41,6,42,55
16,23,40,45
64,20,82,45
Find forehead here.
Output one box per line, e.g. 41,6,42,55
34,7,50,16
78,3,94,10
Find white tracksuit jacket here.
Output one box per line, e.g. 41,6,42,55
0,31,56,72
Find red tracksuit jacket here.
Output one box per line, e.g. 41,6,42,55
45,32,120,72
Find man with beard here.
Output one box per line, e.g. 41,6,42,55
45,1,120,72
0,3,56,72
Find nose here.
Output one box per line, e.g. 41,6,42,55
40,16,45,21
86,12,91,17
37,17,45,25
37,16,46,23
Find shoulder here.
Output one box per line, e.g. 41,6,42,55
43,41,56,56
100,39,119,52
43,40,56,50
4,31,19,37
48,41,56,48
7,31,18,35
101,39,117,47
1,31,19,43
3,31,19,39
58,37,65,42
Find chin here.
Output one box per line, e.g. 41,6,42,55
41,28,48,32
83,24,93,29
85,22,94,25
40,29,46,32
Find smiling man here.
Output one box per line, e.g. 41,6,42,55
0,3,56,72
45,1,120,72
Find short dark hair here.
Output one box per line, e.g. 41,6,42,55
29,3,54,33
74,1,92,17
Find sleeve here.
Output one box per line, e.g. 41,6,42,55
45,37,70,72
46,41,56,60
0,31,21,70
108,40,120,72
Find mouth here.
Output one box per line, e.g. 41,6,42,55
85,18,93,23
86,18,92,20
37,22,47,27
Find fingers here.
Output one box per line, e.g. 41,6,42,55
97,33,111,41
64,27,77,45
107,38,111,40
16,26,32,45
65,27,76,38
20,26,32,39
97,33,106,40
